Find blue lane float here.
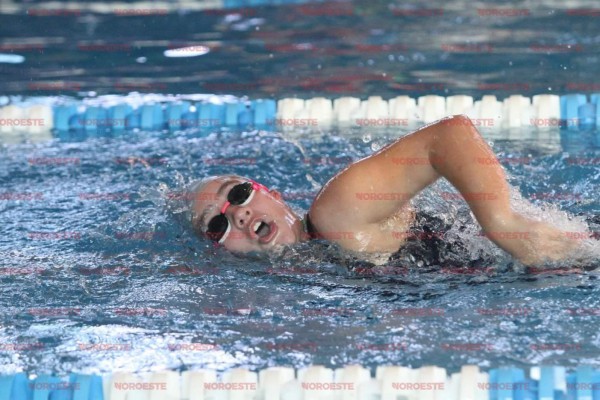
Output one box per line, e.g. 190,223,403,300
3,365,600,399
83,106,108,133
53,105,78,132
591,93,600,130
3,93,600,134
70,373,104,400
0,366,600,400
489,367,535,400
561,94,587,131
165,101,191,131
0,373,31,400
253,98,276,125
108,103,133,132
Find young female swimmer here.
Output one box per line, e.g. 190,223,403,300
188,114,582,266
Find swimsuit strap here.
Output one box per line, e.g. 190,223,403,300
304,212,318,239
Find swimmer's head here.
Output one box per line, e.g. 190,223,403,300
188,175,308,253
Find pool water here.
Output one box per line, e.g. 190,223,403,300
2,0,600,379
1,124,599,376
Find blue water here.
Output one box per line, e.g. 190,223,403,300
1,0,599,98
2,0,600,377
1,124,599,375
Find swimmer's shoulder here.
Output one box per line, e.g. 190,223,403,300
307,181,414,253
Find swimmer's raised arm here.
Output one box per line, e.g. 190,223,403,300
309,114,577,265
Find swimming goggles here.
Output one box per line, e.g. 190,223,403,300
206,180,269,243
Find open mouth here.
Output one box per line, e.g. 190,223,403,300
253,220,271,238
252,219,278,244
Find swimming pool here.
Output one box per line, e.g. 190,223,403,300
1,0,600,398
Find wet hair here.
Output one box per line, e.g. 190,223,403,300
187,174,245,239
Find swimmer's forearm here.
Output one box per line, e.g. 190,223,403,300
426,115,576,264
427,115,513,228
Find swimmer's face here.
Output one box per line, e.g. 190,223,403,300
191,176,307,253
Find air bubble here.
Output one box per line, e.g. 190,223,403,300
362,134,372,143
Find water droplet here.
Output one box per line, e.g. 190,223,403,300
362,134,372,143
371,143,381,151
488,141,494,147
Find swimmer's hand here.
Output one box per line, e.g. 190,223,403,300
484,213,580,266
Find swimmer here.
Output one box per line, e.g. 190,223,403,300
188,114,584,266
